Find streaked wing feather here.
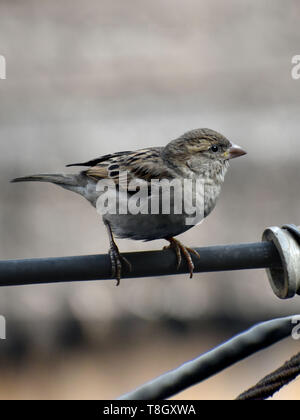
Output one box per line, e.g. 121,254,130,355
83,148,173,186
66,151,132,168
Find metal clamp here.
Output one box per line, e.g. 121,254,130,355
262,224,300,299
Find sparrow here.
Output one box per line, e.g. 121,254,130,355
11,128,246,285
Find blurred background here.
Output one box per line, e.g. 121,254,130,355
0,0,300,400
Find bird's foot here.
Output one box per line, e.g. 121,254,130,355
108,243,132,286
164,237,200,278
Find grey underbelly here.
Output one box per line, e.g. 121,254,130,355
100,187,207,240
77,178,222,241
103,212,195,240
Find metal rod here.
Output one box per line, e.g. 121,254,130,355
0,241,281,287
118,315,298,400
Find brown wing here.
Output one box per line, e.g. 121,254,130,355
66,151,132,168
76,148,174,186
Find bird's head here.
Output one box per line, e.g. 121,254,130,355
163,128,246,177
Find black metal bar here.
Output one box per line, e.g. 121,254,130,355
118,315,298,400
0,241,281,286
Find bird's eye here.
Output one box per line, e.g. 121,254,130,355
210,145,219,153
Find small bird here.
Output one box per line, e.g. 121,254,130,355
11,128,246,285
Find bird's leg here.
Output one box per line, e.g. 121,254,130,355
104,221,132,286
164,237,200,278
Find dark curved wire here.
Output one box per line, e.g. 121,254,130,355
237,351,300,400
118,315,298,400
282,224,300,243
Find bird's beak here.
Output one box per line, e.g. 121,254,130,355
227,143,247,159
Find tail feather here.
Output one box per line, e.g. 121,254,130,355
11,172,98,204
11,174,79,186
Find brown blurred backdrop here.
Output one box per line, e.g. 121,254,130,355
0,0,300,399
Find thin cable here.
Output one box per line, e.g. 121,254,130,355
236,351,300,400
118,315,298,400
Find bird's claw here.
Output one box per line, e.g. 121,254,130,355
108,244,132,286
164,238,200,278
